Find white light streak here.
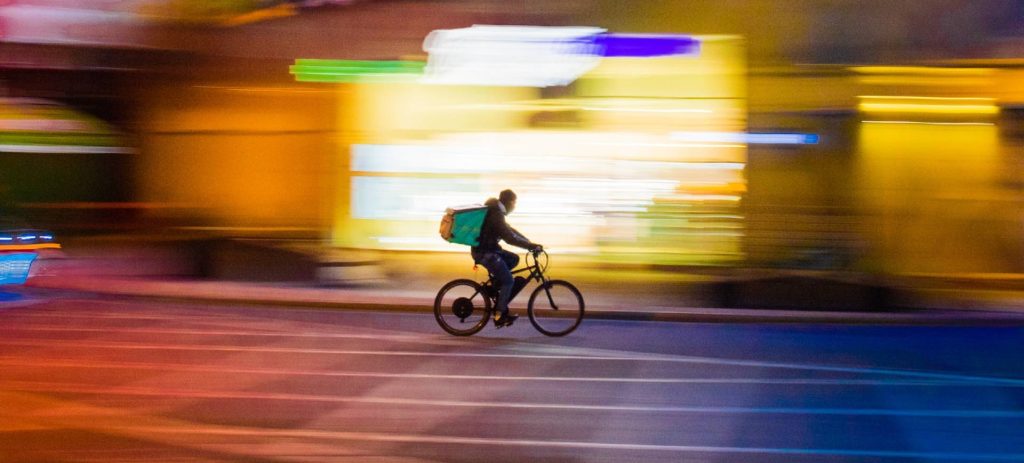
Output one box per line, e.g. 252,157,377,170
421,25,605,87
591,142,746,149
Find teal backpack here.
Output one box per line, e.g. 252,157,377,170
439,204,488,246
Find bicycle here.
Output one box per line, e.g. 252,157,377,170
433,249,584,337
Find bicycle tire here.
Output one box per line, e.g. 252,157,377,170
434,279,491,336
527,280,584,337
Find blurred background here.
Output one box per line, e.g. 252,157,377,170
2,0,1023,301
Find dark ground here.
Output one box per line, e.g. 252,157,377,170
1,294,1022,462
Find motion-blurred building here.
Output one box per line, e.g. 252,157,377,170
2,0,1022,275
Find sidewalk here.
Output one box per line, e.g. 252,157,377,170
18,270,1024,327
19,242,1024,326
18,274,1024,325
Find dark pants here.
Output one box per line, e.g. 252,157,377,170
472,249,520,314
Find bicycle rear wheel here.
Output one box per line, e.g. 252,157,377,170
527,280,584,337
434,279,491,336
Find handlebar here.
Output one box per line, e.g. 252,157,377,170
525,248,549,275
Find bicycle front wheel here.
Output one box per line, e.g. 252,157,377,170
434,279,491,336
527,280,584,337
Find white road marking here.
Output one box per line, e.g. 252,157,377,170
5,387,1019,462
2,337,1021,387
0,357,1011,388
2,299,256,320
5,311,232,321
3,381,1024,418
507,342,1024,387
116,424,1024,461
3,325,441,343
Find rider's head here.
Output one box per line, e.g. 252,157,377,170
499,189,517,215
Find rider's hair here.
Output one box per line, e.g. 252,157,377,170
499,189,517,204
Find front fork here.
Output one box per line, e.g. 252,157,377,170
535,274,559,310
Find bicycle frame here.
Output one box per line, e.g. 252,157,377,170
512,257,545,284
484,251,558,309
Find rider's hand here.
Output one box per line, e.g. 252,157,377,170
531,244,544,253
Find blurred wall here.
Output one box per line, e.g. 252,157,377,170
856,122,1018,273
744,114,861,270
135,83,337,233
743,66,1024,273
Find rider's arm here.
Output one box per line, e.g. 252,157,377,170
500,222,538,250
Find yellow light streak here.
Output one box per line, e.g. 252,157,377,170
0,244,61,251
191,85,329,94
221,3,296,27
857,76,991,87
861,120,995,126
581,107,713,114
859,102,998,115
857,96,999,115
850,66,995,76
858,95,994,102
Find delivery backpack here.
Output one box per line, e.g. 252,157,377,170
440,204,488,246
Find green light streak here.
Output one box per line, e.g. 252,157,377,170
290,59,425,83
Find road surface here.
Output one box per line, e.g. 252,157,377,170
1,293,1022,462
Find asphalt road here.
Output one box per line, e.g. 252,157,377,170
1,293,1023,462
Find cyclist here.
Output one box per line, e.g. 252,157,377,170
471,189,542,327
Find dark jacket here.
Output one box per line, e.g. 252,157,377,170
472,197,534,253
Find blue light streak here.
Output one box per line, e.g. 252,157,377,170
590,33,700,58
672,131,820,145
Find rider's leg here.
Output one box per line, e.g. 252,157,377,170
497,249,527,299
477,252,513,316
497,249,520,270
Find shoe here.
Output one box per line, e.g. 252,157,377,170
493,311,519,328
